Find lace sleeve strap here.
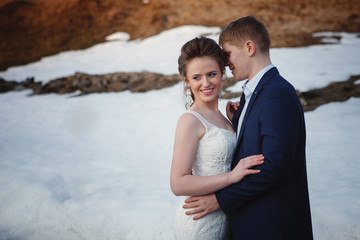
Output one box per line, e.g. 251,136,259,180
186,110,211,132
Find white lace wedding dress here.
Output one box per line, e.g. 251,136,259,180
173,110,237,240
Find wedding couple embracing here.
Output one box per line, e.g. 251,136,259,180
170,16,313,240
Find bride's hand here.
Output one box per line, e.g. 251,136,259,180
229,154,264,183
226,101,240,121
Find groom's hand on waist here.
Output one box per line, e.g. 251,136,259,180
183,194,219,220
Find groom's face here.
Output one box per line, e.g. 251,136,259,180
222,42,249,82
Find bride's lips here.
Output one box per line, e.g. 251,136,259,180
200,88,215,95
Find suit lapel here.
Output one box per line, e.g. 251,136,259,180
235,67,279,148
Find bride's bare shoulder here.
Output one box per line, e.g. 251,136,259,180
176,112,205,137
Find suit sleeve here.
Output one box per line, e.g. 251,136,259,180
215,86,303,214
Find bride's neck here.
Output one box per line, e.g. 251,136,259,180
191,101,218,114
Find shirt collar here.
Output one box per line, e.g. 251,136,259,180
242,64,275,98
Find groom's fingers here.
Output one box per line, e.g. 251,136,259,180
183,200,200,209
185,207,204,216
186,208,210,220
183,198,206,217
183,194,219,221
184,196,198,203
185,207,209,220
192,211,208,220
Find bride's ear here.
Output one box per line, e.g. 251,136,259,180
184,79,190,87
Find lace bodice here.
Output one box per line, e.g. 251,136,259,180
173,110,237,240
189,110,236,177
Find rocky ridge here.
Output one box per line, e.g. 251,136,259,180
1,72,359,112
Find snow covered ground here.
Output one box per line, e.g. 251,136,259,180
0,26,359,239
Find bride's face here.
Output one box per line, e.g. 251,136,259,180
185,56,223,106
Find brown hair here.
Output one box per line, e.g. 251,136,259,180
219,16,271,55
178,37,228,108
178,37,228,79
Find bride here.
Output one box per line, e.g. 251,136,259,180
170,37,264,239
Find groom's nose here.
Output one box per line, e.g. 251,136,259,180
226,59,232,67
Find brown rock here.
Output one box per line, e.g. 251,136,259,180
1,72,359,112
37,71,181,95
1,0,360,71
298,75,360,111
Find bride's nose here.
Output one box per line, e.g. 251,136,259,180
202,76,211,86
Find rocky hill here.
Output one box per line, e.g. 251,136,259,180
1,0,360,71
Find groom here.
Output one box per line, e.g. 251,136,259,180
183,16,313,240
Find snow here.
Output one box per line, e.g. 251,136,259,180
0,26,222,83
105,32,131,42
1,27,360,92
0,26,359,239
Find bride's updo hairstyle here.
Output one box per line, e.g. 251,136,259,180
178,37,228,108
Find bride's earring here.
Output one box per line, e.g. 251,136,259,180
186,88,194,109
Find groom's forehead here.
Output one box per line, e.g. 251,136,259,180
222,42,243,51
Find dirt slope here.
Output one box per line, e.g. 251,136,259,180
1,0,359,71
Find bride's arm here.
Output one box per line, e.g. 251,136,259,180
170,113,263,196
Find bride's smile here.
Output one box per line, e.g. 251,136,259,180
200,88,214,95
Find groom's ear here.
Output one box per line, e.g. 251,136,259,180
245,40,256,57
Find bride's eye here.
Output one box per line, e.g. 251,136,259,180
208,72,217,77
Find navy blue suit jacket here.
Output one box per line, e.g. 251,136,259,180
215,67,313,240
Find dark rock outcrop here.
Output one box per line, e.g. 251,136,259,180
0,72,180,95
298,75,360,111
38,72,180,95
1,72,359,112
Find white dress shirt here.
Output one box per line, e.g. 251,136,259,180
237,64,275,137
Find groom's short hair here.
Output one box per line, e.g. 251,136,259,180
219,15,271,55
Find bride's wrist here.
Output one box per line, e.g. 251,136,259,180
227,171,237,184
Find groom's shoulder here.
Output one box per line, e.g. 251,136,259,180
266,69,294,89
263,73,297,98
